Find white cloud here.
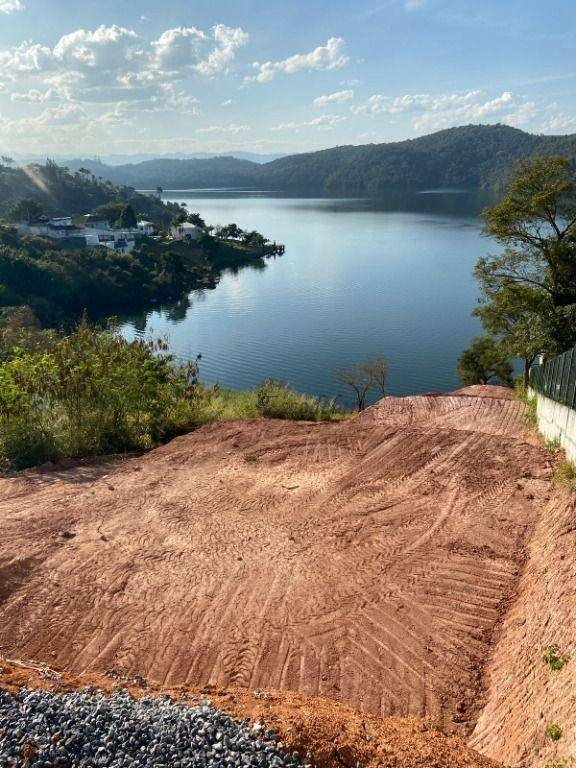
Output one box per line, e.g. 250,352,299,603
313,89,354,107
404,0,425,10
0,0,23,13
245,37,348,85
151,24,248,76
0,41,53,76
272,114,347,132
0,20,250,148
10,87,60,103
350,88,576,135
351,94,388,115
196,123,250,134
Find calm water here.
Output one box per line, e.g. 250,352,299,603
120,191,496,406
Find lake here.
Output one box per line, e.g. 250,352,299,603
120,190,497,407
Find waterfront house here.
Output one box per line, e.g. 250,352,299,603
169,222,201,241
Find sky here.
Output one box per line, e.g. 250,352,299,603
0,0,575,159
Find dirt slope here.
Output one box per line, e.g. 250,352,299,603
0,387,553,740
470,486,576,767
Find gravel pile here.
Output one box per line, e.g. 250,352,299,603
0,687,307,768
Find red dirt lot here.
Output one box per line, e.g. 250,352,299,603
0,387,553,743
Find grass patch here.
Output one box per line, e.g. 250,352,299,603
194,380,351,425
546,759,576,768
543,645,571,671
547,724,563,742
515,376,538,427
555,459,576,490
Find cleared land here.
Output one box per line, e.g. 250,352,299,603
0,387,553,740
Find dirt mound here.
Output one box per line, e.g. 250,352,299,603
0,387,553,741
0,659,500,768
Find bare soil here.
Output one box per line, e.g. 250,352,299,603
0,658,501,768
0,387,554,744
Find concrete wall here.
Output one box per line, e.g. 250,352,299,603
529,387,576,464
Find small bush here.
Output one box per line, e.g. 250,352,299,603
543,645,571,671
547,724,563,742
545,759,576,768
1,417,57,470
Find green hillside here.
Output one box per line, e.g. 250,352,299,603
62,124,576,194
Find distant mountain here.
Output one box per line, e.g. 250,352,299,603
22,151,286,166
66,156,261,189
60,125,576,194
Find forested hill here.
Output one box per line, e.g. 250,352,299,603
67,156,262,190
68,124,576,194
0,159,180,224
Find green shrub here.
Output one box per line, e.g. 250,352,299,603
1,416,57,470
0,324,351,471
0,322,201,470
543,645,571,671
547,724,563,742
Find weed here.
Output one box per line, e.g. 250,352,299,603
515,377,538,427
243,453,258,463
545,759,576,768
546,437,562,450
542,566,549,575
543,645,571,671
555,460,576,491
546,724,563,742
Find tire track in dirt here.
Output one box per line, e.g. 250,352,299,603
0,387,553,737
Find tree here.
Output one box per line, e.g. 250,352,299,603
334,363,376,411
474,284,574,387
187,212,206,229
219,223,243,240
119,204,137,229
6,198,44,224
93,202,126,227
362,356,389,397
457,337,514,387
479,156,576,311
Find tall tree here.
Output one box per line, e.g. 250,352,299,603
474,284,576,387
119,204,137,229
479,156,576,311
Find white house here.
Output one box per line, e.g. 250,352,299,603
137,220,154,236
169,222,201,241
17,217,77,239
84,231,136,253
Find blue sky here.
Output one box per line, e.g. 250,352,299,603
0,0,575,158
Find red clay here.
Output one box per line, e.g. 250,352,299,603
0,658,501,768
0,387,554,740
